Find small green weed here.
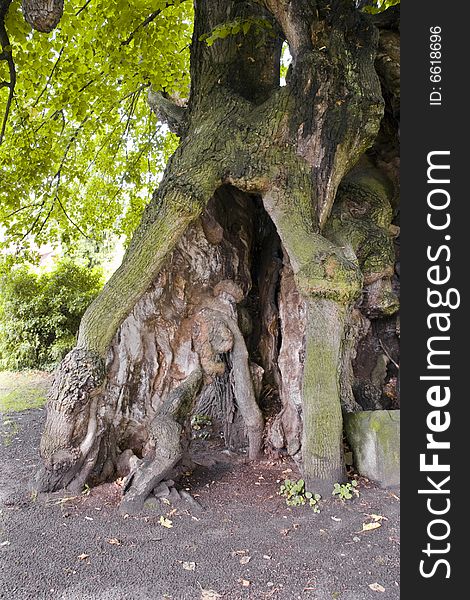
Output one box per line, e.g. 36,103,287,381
279,479,321,513
332,480,359,500
0,416,19,446
190,414,212,439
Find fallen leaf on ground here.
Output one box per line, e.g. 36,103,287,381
77,553,89,560
239,578,251,587
107,538,121,545
263,555,272,560
182,561,196,571
368,514,388,522
199,587,222,600
331,516,341,522
369,583,385,592
240,555,251,565
159,516,173,528
362,522,381,532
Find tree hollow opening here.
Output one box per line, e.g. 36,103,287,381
98,185,303,491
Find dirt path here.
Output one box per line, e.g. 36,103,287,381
0,409,399,600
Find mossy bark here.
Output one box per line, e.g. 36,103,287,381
301,300,347,495
37,0,399,502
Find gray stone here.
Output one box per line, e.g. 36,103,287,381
153,482,170,498
144,496,159,510
180,489,204,512
169,487,181,502
344,410,400,488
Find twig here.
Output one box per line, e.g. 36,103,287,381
77,79,94,94
122,86,141,140
33,46,64,107
56,195,90,239
35,201,55,237
103,129,159,213
121,1,182,46
20,202,46,241
5,202,44,220
75,0,93,17
379,339,399,369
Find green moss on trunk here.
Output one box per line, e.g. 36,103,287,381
301,299,347,496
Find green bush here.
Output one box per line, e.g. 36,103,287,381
0,260,104,370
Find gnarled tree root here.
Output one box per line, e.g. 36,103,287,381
35,348,105,493
119,368,202,513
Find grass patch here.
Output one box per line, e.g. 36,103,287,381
0,370,51,413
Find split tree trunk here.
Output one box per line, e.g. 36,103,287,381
37,0,399,503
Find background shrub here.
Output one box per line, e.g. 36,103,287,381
0,260,104,370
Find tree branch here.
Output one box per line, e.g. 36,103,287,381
121,1,184,47
75,0,93,17
33,45,64,107
0,0,16,145
147,88,186,136
56,194,90,239
5,202,44,220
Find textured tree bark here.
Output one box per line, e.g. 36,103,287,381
301,300,347,495
22,0,64,33
37,0,400,504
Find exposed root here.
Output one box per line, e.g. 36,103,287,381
36,348,105,493
120,368,202,512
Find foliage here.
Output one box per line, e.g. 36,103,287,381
0,0,191,261
0,259,103,369
332,480,359,500
0,0,395,266
190,414,212,440
279,479,321,512
359,0,400,14
191,414,212,430
200,16,273,46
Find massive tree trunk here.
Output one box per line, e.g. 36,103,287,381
36,0,400,503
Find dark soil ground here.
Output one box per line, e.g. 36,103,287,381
0,408,399,600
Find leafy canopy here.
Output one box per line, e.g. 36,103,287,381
0,0,397,265
0,0,191,261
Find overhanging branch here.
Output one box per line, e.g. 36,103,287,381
147,88,186,136
121,1,186,47
0,0,16,145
